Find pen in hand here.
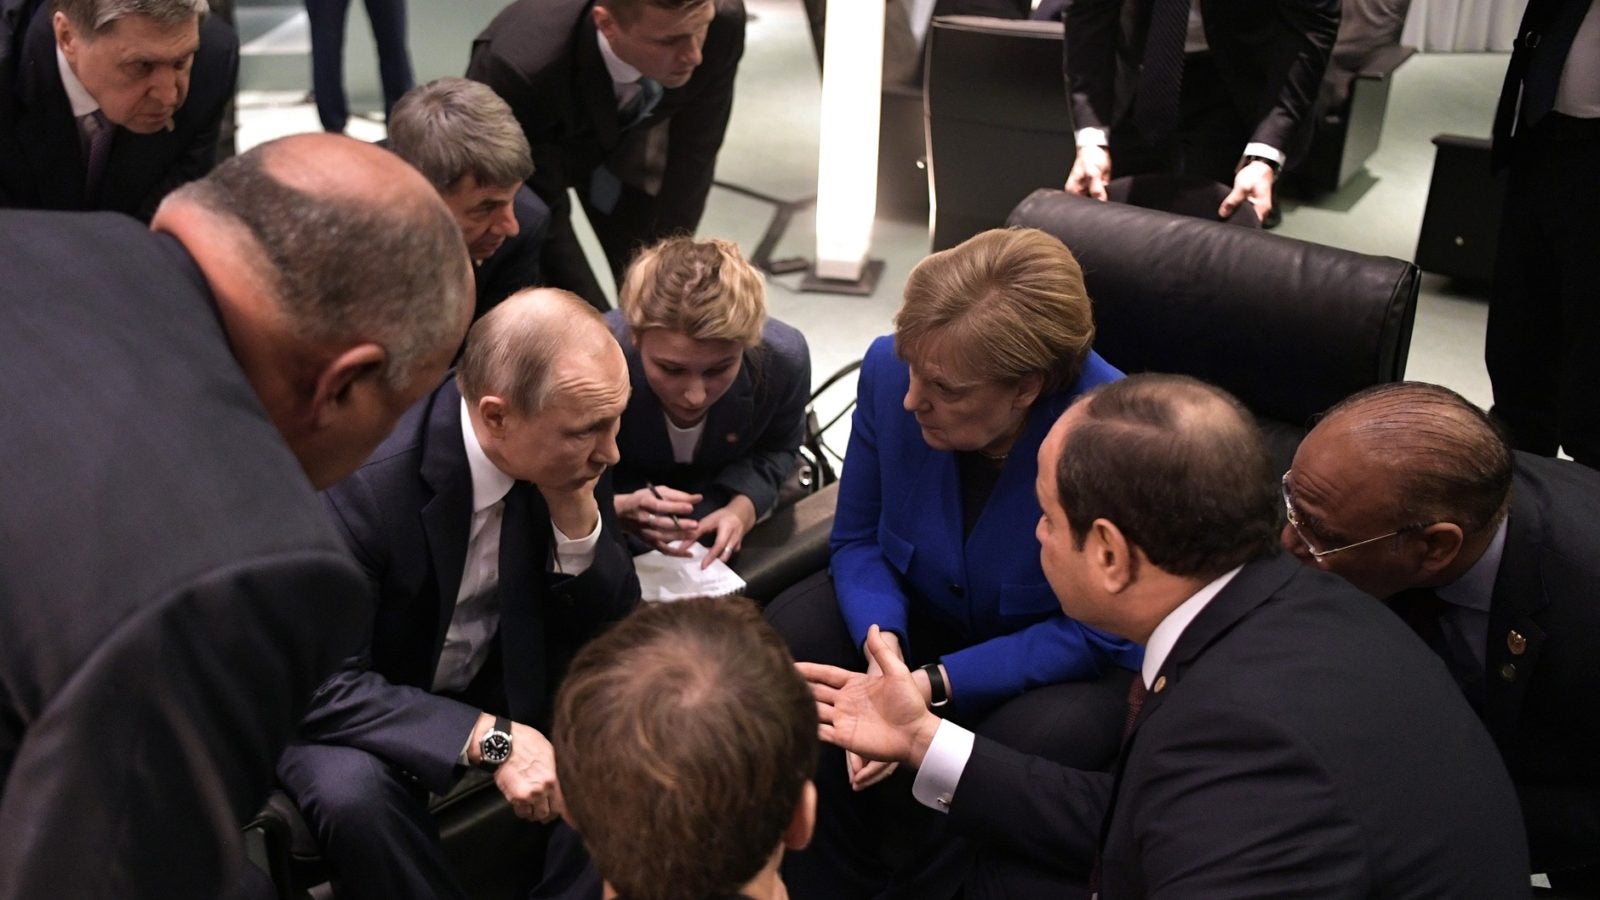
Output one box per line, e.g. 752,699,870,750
646,482,683,531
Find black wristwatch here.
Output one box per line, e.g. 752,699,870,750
919,663,950,708
1243,153,1282,173
477,716,513,770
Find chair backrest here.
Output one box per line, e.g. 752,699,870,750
924,16,1072,251
1008,189,1420,467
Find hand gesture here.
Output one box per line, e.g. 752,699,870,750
494,722,562,823
1065,145,1112,201
798,626,942,777
686,494,757,568
615,484,700,555
1219,158,1275,223
539,476,603,542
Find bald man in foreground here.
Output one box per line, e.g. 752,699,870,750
0,133,473,898
280,288,641,899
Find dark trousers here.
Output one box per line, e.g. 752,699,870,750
1487,112,1600,470
766,571,1130,900
305,0,415,133
1109,54,1255,189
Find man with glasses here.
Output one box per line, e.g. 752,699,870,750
1284,380,1600,892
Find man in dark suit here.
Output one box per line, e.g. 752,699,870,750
1487,0,1600,470
387,76,551,321
1284,381,1600,891
804,374,1530,898
0,0,238,220
1061,0,1339,223
466,0,744,311
279,288,641,900
0,133,474,899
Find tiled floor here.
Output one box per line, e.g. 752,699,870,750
235,0,1509,432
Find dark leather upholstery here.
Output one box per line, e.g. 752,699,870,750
1008,188,1420,470
732,482,839,605
924,16,1073,251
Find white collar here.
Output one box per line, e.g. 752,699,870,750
596,30,642,86
55,44,100,119
1141,565,1244,689
459,397,516,513
1436,517,1508,614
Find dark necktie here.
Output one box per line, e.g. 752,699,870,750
497,483,547,724
1132,0,1190,143
1389,588,1485,710
1088,674,1151,896
81,110,113,200
619,76,664,130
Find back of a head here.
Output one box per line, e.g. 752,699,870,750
1321,381,1514,535
554,596,816,900
456,287,610,413
53,0,206,33
162,135,471,392
1057,373,1279,579
896,226,1094,392
387,77,534,192
617,236,766,347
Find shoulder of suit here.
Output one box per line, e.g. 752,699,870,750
758,316,809,366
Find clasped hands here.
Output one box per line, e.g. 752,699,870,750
797,626,945,792
468,713,561,823
616,485,756,568
1064,145,1275,223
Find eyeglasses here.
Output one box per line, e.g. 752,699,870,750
1280,473,1417,564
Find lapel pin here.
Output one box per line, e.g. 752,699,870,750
1506,630,1527,656
1153,675,1167,693
725,432,739,443
1498,663,1517,682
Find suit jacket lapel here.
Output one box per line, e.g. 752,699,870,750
700,359,755,466
419,379,473,649
1481,479,1550,748
17,8,85,209
576,8,621,152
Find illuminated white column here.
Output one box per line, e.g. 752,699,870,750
813,0,885,282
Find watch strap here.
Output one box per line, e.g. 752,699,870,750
920,663,950,708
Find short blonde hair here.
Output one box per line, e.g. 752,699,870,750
617,237,766,347
895,227,1095,393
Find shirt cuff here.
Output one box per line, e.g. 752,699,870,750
1242,142,1285,167
551,516,602,575
1075,127,1109,148
911,719,976,814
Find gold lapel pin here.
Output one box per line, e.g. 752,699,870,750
1153,675,1168,693
1507,630,1527,656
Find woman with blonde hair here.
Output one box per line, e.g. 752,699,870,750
607,237,811,564
767,227,1142,897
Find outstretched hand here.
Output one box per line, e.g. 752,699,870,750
1219,158,1275,223
797,626,942,774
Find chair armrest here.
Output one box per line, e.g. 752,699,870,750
1358,44,1416,80
1432,133,1492,152
732,482,839,604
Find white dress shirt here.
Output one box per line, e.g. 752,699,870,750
1555,0,1600,118
597,30,645,108
1435,518,1507,671
911,566,1243,813
55,45,105,155
432,398,603,694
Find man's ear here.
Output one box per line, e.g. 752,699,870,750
591,3,619,40
309,343,387,429
1012,372,1045,412
476,394,511,435
1414,522,1466,580
52,11,81,61
1086,518,1137,594
783,781,817,851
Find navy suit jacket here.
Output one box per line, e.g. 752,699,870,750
1466,452,1600,872
952,554,1531,898
0,211,369,898
0,0,238,220
295,376,640,795
830,335,1141,714
1064,0,1338,159
606,311,811,519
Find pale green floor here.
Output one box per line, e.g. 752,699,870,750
235,0,1508,429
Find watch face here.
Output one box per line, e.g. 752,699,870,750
483,732,512,765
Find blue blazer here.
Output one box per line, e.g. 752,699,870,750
830,335,1141,713
606,311,811,518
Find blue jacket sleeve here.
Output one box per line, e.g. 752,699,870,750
943,617,1143,714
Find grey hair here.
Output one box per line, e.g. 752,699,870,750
387,78,534,193
457,289,607,414
53,0,208,33
166,146,470,391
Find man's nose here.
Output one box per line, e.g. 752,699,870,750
594,430,621,466
493,203,519,237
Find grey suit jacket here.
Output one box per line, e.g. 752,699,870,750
0,210,370,898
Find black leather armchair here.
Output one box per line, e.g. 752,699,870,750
1007,189,1420,470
